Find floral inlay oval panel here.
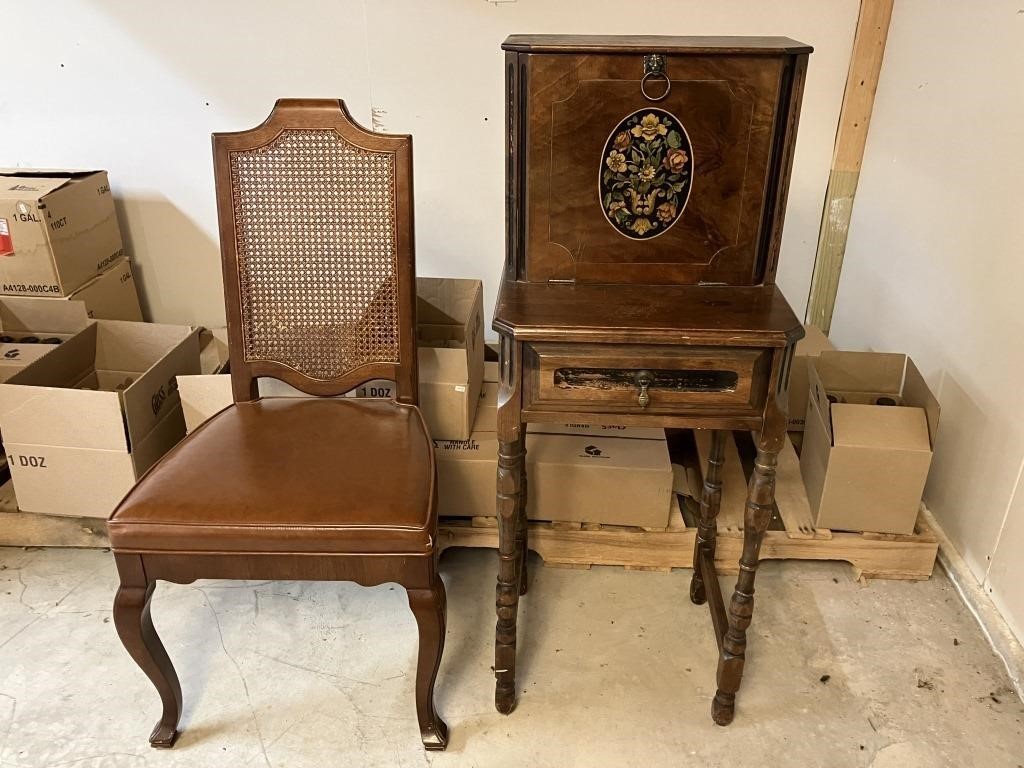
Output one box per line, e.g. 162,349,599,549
599,108,693,240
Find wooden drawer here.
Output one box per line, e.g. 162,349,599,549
524,343,770,413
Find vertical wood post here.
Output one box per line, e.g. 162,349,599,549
805,0,894,333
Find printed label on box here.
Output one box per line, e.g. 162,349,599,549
0,218,12,257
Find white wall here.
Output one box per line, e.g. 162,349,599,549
831,1,1024,642
1,0,858,329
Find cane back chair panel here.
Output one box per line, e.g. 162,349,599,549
213,99,418,402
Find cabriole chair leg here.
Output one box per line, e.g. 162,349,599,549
407,581,449,750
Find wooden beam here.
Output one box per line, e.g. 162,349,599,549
806,0,894,334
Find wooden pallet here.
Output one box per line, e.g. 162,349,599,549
438,503,938,580
437,431,938,580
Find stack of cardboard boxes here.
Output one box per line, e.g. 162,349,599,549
0,169,200,519
0,170,143,321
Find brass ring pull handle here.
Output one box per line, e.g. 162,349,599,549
641,54,671,102
635,370,654,408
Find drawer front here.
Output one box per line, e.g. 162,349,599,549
525,343,769,413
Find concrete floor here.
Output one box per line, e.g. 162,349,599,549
0,547,1021,768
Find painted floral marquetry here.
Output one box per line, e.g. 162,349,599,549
599,108,692,240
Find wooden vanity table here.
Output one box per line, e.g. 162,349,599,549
492,35,811,725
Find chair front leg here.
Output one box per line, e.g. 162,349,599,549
407,580,449,751
112,557,182,748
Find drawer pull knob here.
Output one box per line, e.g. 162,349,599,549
635,370,654,408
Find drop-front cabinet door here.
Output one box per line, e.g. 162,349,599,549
517,50,804,286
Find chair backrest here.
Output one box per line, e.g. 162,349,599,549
212,99,417,404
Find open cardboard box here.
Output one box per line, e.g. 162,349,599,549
788,324,835,431
0,169,125,296
0,320,200,517
0,296,92,382
799,351,940,535
356,277,484,439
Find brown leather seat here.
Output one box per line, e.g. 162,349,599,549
108,397,436,555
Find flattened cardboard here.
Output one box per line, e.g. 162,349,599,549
788,323,835,431
800,351,940,535
0,170,125,296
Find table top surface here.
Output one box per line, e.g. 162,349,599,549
501,35,813,55
493,280,803,347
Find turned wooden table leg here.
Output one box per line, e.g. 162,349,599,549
516,431,529,596
494,432,525,714
713,440,779,725
690,430,726,605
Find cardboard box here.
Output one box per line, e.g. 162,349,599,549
788,324,835,431
354,277,484,439
0,170,125,296
433,433,501,518
434,431,674,527
177,328,231,433
474,382,499,433
800,351,940,535
528,433,674,527
414,277,484,439
0,320,201,517
60,258,143,321
0,296,92,382
179,374,232,434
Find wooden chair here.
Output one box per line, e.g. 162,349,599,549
107,99,448,751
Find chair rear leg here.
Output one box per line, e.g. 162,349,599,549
407,581,449,750
113,580,182,748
